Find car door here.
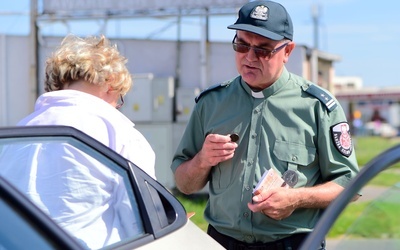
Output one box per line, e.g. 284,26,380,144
0,175,83,250
300,144,400,250
0,125,223,250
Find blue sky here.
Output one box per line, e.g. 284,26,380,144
1,0,399,88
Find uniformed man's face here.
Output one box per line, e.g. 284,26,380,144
234,30,294,90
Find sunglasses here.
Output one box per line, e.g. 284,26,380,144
232,35,288,59
116,95,124,109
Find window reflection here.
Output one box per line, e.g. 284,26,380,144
327,173,400,250
0,137,144,249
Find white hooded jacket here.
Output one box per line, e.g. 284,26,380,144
1,90,156,249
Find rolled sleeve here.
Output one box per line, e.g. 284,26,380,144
318,107,359,188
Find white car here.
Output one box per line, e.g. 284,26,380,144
0,125,223,250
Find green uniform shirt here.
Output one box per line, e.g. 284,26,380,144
171,68,359,243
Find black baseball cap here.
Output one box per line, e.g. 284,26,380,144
228,0,293,41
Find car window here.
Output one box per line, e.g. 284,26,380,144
300,144,400,250
0,176,84,250
0,135,145,249
0,192,56,250
326,168,400,250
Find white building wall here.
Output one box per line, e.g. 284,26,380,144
0,36,34,126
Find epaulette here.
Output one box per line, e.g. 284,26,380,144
303,83,337,112
195,80,232,103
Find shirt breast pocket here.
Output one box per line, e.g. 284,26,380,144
273,140,318,187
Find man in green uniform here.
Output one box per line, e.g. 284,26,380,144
171,1,360,249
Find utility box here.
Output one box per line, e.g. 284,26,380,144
120,74,175,123
152,77,175,122
175,87,200,122
120,74,154,122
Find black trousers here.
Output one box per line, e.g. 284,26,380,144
207,225,325,250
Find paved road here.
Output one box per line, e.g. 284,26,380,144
326,239,400,249
356,185,390,201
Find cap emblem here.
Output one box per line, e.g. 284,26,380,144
250,5,269,21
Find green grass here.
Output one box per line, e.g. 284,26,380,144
327,202,369,238
354,136,400,168
328,196,400,239
176,136,400,236
176,193,209,231
355,136,400,186
367,171,400,186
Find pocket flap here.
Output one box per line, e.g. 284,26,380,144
273,140,316,165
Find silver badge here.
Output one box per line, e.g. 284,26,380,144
250,5,268,21
282,170,298,188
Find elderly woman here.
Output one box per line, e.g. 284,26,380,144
26,34,155,177
1,34,155,249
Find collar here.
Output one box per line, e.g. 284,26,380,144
240,67,290,99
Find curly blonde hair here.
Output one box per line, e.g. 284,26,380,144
45,34,132,95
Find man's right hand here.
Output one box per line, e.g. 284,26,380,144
174,133,238,194
197,133,238,168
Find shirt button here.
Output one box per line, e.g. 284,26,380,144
292,155,298,161
245,235,253,241
252,133,257,138
245,185,250,191
243,212,249,217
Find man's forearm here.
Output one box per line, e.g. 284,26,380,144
291,181,345,209
174,155,212,194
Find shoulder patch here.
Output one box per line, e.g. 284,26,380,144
331,122,353,157
195,80,232,103
303,83,337,112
